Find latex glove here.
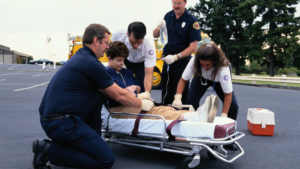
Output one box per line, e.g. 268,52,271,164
157,20,166,29
162,54,178,65
138,92,154,101
172,94,182,109
221,113,228,117
141,100,154,111
143,91,151,97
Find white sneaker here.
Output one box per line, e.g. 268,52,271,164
207,95,219,123
196,96,211,122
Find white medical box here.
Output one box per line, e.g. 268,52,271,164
247,108,275,136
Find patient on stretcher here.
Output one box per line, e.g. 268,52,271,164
101,41,219,125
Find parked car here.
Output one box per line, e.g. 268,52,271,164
29,59,53,65
60,61,67,65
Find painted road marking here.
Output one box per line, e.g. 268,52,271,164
32,74,46,77
0,79,6,81
7,65,21,70
14,81,50,92
0,73,21,76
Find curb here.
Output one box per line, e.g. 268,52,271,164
0,69,57,72
233,82,300,90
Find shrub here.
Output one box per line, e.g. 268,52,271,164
259,71,267,75
55,62,61,66
297,70,300,77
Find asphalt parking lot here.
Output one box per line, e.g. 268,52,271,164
0,64,299,169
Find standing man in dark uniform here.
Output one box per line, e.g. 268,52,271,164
111,22,156,98
32,23,154,169
153,0,202,104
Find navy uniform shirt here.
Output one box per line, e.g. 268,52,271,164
39,46,114,121
163,9,202,70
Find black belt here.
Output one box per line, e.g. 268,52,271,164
40,114,71,121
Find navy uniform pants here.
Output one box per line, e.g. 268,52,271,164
161,66,189,105
186,77,239,120
41,115,114,169
124,59,145,92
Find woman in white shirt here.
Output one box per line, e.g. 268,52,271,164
172,43,238,120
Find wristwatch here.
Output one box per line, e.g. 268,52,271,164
177,53,182,59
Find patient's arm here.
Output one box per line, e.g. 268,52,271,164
124,85,141,93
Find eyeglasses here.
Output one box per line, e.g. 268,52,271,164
98,37,110,46
171,1,184,5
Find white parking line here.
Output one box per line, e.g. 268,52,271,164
0,79,6,81
7,65,21,70
14,81,50,92
32,74,46,77
0,73,21,76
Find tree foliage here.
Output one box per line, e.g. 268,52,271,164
237,0,300,76
188,0,250,75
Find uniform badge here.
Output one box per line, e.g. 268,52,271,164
224,75,229,81
181,22,186,28
149,49,154,55
193,22,200,30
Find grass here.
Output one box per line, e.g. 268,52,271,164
232,80,300,87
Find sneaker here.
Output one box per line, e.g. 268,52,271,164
196,96,211,122
206,95,219,123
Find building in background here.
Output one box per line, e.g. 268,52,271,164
0,44,32,64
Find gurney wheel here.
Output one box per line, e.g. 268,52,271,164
182,157,194,169
207,146,217,159
207,150,217,159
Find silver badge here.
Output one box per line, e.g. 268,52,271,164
182,22,186,28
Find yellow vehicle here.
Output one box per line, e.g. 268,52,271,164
67,35,109,64
152,32,211,89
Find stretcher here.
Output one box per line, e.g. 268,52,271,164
101,106,245,169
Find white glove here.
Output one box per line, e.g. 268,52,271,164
221,113,228,117
141,100,154,111
172,94,182,109
157,20,166,29
162,54,178,65
138,91,154,101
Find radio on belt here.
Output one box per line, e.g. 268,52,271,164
247,108,275,136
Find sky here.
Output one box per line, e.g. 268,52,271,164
0,0,299,62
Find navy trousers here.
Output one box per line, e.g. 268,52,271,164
41,115,114,169
161,66,189,104
186,77,239,120
124,59,145,92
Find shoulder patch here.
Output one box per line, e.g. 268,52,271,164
193,22,200,30
149,49,154,55
224,75,229,81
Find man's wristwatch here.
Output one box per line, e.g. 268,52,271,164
177,53,182,60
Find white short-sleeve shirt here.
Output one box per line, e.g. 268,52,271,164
182,56,233,93
111,28,156,68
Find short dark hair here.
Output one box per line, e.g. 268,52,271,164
106,41,129,60
127,22,146,40
193,43,230,79
82,23,110,46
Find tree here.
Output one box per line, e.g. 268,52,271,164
28,56,34,61
237,0,300,76
188,0,250,75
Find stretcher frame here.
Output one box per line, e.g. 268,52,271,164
102,112,245,169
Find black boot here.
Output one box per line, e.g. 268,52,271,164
32,139,51,169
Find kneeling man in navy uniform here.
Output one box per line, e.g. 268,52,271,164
32,23,154,169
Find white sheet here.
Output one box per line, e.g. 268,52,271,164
102,106,236,139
